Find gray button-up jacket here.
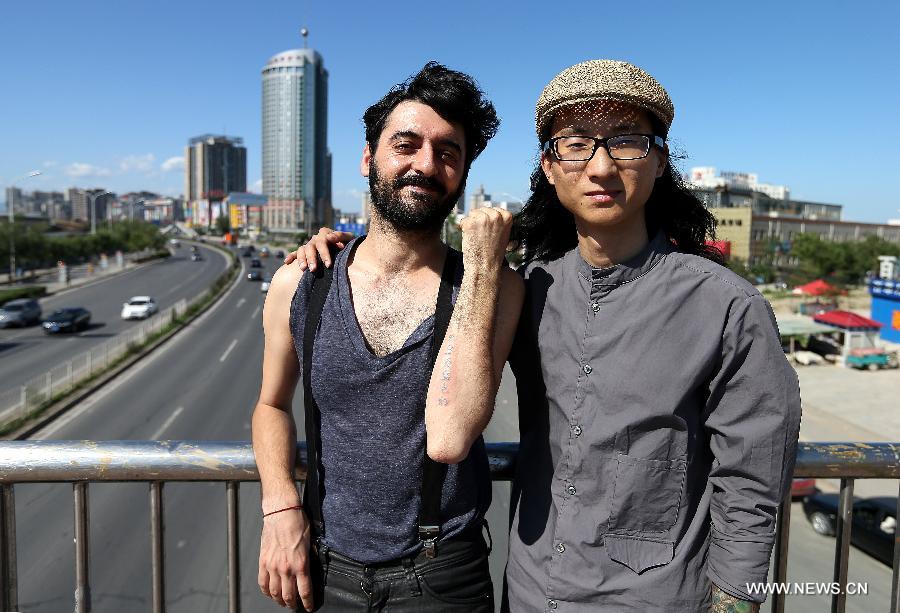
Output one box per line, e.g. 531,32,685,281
505,233,801,612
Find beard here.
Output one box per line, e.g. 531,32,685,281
368,158,464,234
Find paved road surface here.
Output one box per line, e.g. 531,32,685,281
0,243,228,400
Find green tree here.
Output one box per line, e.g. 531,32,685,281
215,215,231,235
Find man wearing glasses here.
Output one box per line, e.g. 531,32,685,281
505,60,801,612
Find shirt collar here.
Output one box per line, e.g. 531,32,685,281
574,230,673,287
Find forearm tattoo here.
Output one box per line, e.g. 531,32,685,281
437,334,454,406
711,585,759,613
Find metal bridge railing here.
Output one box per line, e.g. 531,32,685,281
0,441,896,613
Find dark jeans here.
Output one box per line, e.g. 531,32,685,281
312,532,494,612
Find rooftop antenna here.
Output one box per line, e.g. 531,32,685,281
300,27,309,49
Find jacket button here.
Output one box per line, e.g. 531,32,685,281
556,542,566,553
572,425,582,436
566,484,576,495
582,364,592,374
591,303,600,312
548,600,558,610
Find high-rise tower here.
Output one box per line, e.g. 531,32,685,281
261,34,331,234
184,135,247,227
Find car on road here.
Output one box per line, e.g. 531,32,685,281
260,277,271,293
802,493,896,566
42,307,92,334
250,258,263,268
169,239,181,248
0,298,42,328
275,250,285,259
259,247,270,258
191,253,203,262
247,270,263,281
121,296,158,320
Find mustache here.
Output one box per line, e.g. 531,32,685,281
392,174,446,195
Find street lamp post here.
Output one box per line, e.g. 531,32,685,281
89,190,111,235
6,170,42,282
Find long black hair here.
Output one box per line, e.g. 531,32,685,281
511,114,724,265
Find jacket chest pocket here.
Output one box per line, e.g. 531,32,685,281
607,453,686,534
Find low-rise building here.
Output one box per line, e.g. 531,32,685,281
226,192,267,231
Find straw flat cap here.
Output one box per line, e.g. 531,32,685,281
535,59,674,139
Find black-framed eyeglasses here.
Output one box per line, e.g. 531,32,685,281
543,133,665,162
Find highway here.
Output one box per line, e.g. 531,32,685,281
0,243,229,402
8,250,894,612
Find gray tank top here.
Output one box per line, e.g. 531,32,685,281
289,237,491,563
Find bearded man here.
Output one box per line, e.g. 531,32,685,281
252,62,524,612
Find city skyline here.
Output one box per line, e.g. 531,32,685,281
2,0,898,223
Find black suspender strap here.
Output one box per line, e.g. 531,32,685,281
302,260,335,537
418,248,459,558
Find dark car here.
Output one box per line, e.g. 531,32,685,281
42,307,91,334
247,270,263,281
250,259,263,268
0,298,42,328
275,250,285,259
242,249,253,258
802,494,896,566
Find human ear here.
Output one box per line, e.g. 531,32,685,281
540,151,556,186
360,143,372,177
655,145,668,179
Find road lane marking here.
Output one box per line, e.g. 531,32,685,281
236,298,246,308
151,406,184,440
219,339,238,362
251,305,261,320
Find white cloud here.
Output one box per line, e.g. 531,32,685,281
161,156,185,172
65,163,112,178
120,153,156,173
251,179,263,193
42,160,58,168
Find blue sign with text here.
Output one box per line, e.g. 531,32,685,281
870,278,900,299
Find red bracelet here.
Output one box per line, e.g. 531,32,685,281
262,504,303,518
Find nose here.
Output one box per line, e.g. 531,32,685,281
410,143,438,177
583,145,618,181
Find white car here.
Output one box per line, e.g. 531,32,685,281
121,296,158,320
260,278,271,293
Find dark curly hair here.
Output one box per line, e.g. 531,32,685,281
511,113,723,265
363,62,499,171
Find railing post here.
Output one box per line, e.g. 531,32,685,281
74,482,91,613
226,481,240,613
0,484,17,612
150,481,165,613
67,360,73,390
831,477,854,613
891,480,900,613
771,493,791,613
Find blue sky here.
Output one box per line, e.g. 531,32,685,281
2,0,898,222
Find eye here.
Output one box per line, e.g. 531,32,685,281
393,142,415,153
440,150,459,164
